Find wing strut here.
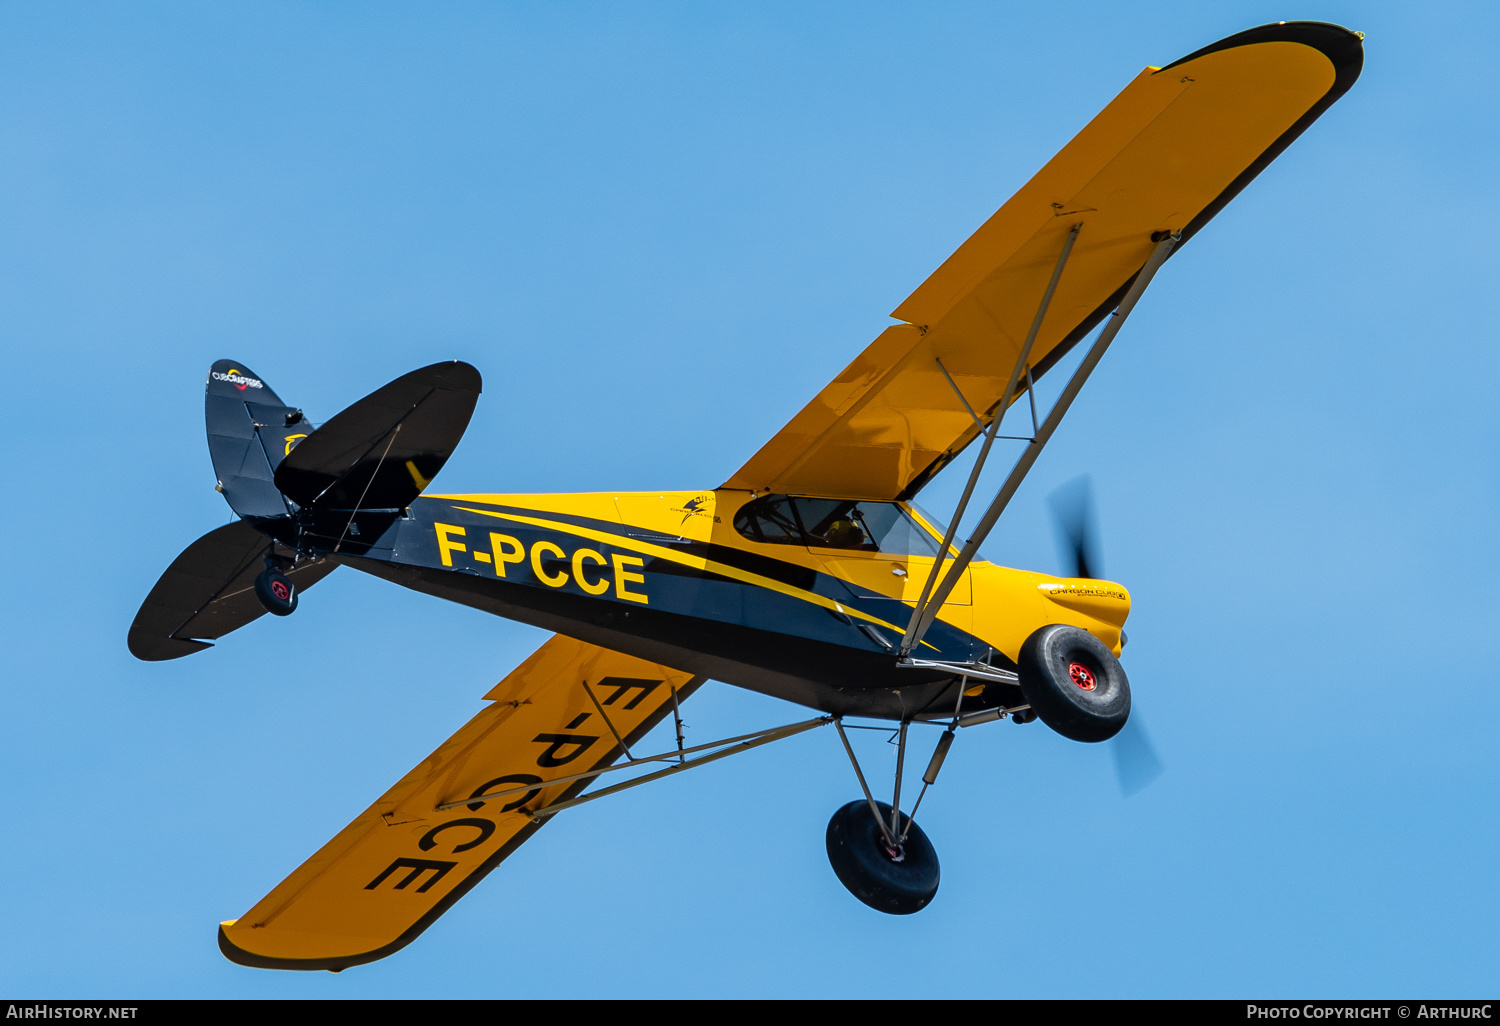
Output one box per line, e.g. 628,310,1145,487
434,715,833,816
901,224,1082,650
898,230,1180,658
581,678,637,761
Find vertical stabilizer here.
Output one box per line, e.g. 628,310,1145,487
205,360,309,519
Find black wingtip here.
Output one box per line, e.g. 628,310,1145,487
217,924,371,973
1160,21,1364,85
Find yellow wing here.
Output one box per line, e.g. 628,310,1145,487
724,24,1361,501
218,636,704,971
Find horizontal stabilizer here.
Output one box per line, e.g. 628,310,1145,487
274,361,481,512
128,521,336,661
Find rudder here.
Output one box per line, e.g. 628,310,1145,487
205,359,310,520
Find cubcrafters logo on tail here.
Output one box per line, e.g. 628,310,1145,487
211,368,264,391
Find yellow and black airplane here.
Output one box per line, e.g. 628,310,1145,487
130,22,1362,971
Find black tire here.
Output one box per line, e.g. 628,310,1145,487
253,567,298,616
825,800,939,915
1018,624,1129,742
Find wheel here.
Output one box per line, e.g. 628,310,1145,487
1017,623,1129,742
254,567,298,616
825,800,939,915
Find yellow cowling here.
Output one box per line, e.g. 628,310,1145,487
969,564,1132,660
1037,581,1131,629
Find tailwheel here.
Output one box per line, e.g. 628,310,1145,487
254,566,298,616
825,799,939,915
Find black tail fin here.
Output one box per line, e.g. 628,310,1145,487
205,360,313,520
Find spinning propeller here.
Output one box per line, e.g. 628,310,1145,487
1047,476,1164,797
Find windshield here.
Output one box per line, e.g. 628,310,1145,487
907,502,950,542
908,500,989,562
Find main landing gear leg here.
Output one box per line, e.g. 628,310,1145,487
827,718,942,914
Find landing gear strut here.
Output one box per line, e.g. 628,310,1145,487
827,710,959,915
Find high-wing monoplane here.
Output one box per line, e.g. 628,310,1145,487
130,22,1363,970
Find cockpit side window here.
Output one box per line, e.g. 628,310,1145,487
790,498,870,550
842,501,939,557
732,494,939,556
732,494,804,544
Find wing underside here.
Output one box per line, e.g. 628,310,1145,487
218,634,703,970
724,23,1362,502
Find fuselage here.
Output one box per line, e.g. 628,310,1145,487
271,489,1131,720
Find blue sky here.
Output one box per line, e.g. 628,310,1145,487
2,0,1496,998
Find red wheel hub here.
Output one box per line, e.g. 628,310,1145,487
1068,661,1097,691
271,580,292,602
